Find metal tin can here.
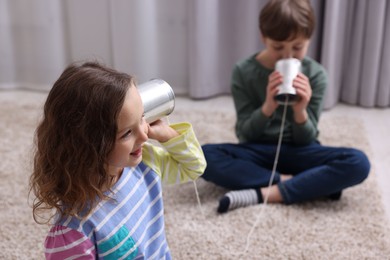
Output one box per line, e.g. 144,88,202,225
138,79,175,123
275,58,301,105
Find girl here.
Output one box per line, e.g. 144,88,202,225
29,61,206,259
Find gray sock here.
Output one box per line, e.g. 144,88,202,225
217,189,262,213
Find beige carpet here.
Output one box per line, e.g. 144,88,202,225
1,90,390,259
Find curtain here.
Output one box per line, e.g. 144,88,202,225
1,0,389,108
0,0,67,89
321,0,390,108
0,0,191,94
188,0,324,99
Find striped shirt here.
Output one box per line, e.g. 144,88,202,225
44,122,206,259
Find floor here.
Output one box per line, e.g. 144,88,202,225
175,95,390,221
334,103,390,220
3,90,390,221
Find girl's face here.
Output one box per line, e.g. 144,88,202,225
106,84,148,176
262,35,310,68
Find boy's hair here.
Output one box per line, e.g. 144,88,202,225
30,61,134,223
259,0,315,41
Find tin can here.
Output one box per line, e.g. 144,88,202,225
138,79,175,123
274,58,301,105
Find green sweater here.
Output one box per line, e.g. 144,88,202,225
231,54,327,145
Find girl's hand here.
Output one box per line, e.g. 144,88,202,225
147,119,179,143
262,71,282,117
291,72,311,124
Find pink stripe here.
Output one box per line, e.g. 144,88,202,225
45,225,95,259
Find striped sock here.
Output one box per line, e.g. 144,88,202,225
217,189,263,213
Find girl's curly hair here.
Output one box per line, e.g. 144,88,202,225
29,61,134,224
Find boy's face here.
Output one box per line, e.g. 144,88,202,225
262,35,310,66
106,84,149,176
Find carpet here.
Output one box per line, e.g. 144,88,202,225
1,91,390,259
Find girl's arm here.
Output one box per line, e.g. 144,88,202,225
142,122,207,184
45,226,95,260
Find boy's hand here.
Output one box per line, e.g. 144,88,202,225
292,72,311,124
147,119,179,143
262,71,282,117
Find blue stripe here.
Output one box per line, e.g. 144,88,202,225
57,163,170,259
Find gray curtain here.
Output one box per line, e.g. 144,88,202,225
188,0,324,99
321,0,390,108
188,0,390,109
1,0,389,109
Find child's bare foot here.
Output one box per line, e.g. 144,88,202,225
280,174,293,182
261,185,283,203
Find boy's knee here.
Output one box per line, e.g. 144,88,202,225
201,144,213,153
350,148,370,183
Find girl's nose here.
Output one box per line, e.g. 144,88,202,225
140,121,149,141
136,130,148,146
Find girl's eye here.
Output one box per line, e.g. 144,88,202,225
274,46,283,51
121,130,132,139
293,46,303,51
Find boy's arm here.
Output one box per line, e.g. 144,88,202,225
142,122,206,184
231,64,272,142
291,66,327,144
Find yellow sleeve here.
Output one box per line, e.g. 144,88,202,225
141,122,207,184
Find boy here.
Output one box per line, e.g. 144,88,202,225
201,0,370,213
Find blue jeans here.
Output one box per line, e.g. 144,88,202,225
201,142,370,204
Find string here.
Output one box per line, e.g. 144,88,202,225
185,97,290,257
193,179,205,218
167,97,289,257
164,115,205,216
164,115,205,217
241,96,290,255
166,114,222,249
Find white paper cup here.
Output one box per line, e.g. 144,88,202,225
275,58,301,104
138,79,175,123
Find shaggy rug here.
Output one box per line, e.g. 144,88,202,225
1,90,390,259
